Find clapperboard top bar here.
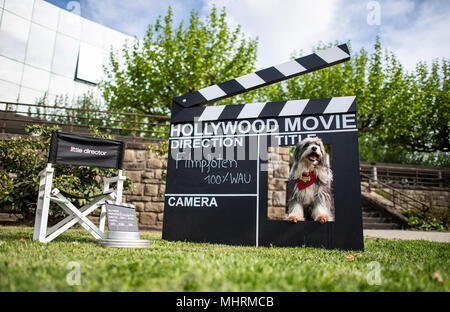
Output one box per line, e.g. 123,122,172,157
172,44,350,114
171,96,356,123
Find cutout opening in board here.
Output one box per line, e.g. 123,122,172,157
266,143,335,222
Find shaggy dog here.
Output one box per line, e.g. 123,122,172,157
287,137,334,223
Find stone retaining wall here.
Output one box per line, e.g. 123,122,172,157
121,143,167,231
267,146,291,220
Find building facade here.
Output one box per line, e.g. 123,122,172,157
0,0,133,110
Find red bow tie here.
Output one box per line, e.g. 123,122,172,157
296,171,317,190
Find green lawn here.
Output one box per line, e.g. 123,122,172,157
0,226,448,292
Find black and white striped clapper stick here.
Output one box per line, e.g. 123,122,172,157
172,43,350,110
171,96,356,123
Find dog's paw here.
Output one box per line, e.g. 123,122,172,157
315,215,329,224
289,215,304,223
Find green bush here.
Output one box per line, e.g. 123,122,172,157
403,208,448,232
0,125,133,221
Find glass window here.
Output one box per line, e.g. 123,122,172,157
26,23,56,71
51,33,78,78
0,10,30,62
75,42,103,84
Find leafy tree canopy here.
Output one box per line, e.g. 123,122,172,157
248,37,449,164
100,6,258,115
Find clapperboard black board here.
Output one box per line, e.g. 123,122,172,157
162,44,364,250
105,201,139,232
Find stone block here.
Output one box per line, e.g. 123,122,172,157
124,150,136,162
159,184,166,195
152,195,165,202
145,202,164,212
124,162,145,170
126,195,152,202
147,159,163,169
140,212,157,225
136,150,147,161
279,147,290,155
268,207,288,220
134,202,145,212
132,183,144,196
154,169,163,179
272,191,286,207
144,184,159,196
274,165,289,178
124,170,141,183
155,222,163,230
273,179,288,191
142,171,154,179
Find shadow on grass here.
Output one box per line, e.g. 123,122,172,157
0,226,98,244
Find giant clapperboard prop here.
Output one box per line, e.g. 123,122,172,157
162,44,364,250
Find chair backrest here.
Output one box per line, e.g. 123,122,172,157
48,131,125,169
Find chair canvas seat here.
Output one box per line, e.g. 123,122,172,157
33,131,127,243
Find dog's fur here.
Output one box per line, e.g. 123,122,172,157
287,137,334,223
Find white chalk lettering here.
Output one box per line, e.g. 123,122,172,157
168,197,218,208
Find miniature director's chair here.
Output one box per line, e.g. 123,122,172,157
33,131,126,243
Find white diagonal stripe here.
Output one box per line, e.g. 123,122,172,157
279,99,309,116
323,96,355,114
237,102,266,119
198,105,226,121
198,85,227,100
274,60,306,77
235,73,266,89
315,46,350,64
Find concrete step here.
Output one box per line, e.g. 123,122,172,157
363,216,392,224
363,223,402,230
362,211,384,218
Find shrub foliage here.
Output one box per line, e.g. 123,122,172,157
0,125,132,221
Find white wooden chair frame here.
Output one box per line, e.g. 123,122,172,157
33,163,126,243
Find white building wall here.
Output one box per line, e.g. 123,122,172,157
0,0,133,111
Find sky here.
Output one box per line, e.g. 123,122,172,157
44,0,450,71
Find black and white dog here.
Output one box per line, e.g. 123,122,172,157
287,137,334,223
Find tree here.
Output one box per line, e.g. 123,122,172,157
100,6,258,116
251,38,448,165
379,59,449,153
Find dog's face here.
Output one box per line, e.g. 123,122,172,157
294,137,326,169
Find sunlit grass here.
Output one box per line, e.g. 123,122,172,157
0,226,448,291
